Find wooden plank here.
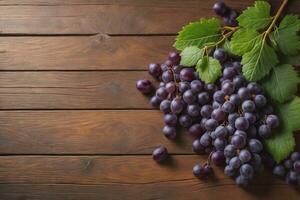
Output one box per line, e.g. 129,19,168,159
0,110,193,154
0,36,173,70
0,0,298,34
0,71,155,109
0,156,299,200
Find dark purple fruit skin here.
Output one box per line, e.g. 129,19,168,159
136,80,153,94
148,63,162,78
152,146,168,163
213,2,229,17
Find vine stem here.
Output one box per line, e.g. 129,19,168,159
263,0,289,40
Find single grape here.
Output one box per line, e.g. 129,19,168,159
248,139,263,153
224,165,236,177
222,81,235,95
247,82,262,94
242,100,256,112
179,114,193,128
240,164,254,179
200,104,213,118
213,48,227,63
229,156,241,169
239,149,252,163
232,61,241,72
136,80,153,94
173,65,182,74
215,125,228,138
168,52,180,65
163,126,176,139
190,80,204,93
224,144,236,158
212,101,221,109
213,90,225,103
214,138,227,150
211,108,226,122
222,101,235,113
226,124,235,135
200,133,212,147
244,112,256,124
258,124,271,139
291,152,300,162
211,150,225,165
203,164,213,176
228,113,239,126
170,98,184,114
229,94,241,106
205,119,219,131
180,68,195,82
162,71,173,83
150,96,162,108
254,94,267,108
235,117,249,131
179,82,190,94
235,175,249,187
250,153,262,166
189,124,205,138
192,139,205,154
238,87,251,101
148,63,162,78
234,130,247,140
266,115,279,129
223,67,237,79
187,104,200,117
193,164,205,178
164,114,177,126
198,92,210,105
183,89,196,104
286,171,298,185
284,159,293,169
164,59,173,67
205,84,217,95
231,135,246,149
273,165,286,178
224,10,238,26
160,100,171,113
293,161,300,173
233,75,246,89
156,87,168,99
165,82,176,94
152,145,168,163
213,2,229,16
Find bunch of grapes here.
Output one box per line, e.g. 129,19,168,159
273,151,300,186
136,46,280,186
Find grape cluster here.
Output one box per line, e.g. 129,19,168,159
213,1,238,26
137,46,280,186
273,151,300,187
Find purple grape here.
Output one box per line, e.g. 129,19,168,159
291,152,300,162
235,175,248,187
254,94,267,108
273,165,286,178
293,161,300,173
150,96,162,108
234,130,247,139
179,82,190,94
160,100,171,113
165,82,176,94
228,113,239,126
179,114,192,128
229,156,241,169
240,164,254,179
193,164,205,178
238,87,251,101
229,94,241,106
213,90,225,103
223,67,237,79
156,87,168,99
214,138,227,150
242,100,256,112
152,146,168,163
211,108,226,122
284,159,293,169
162,71,173,83
235,117,249,131
248,139,263,153
136,80,153,94
222,101,235,113
247,82,262,94
239,149,252,163
213,48,227,63
187,104,200,117
258,124,271,139
205,83,217,95
205,119,219,131
244,112,256,124
148,63,162,78
180,68,195,82
266,115,279,129
172,65,182,74
222,82,235,95
170,98,184,114
286,171,298,185
192,139,205,154
189,124,205,138
200,133,212,147
233,75,246,89
231,135,246,149
232,61,241,72
164,114,177,126
215,125,228,138
163,126,177,139
200,105,213,118
198,92,210,105
224,165,236,177
183,89,196,104
211,150,225,165
168,52,180,65
224,144,236,158
213,2,229,17
190,80,204,93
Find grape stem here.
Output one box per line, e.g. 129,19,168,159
167,66,180,98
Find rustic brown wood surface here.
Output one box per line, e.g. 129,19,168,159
0,0,299,199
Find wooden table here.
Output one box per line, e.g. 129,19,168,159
0,0,299,199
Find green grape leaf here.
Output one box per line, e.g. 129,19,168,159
222,39,234,55
196,57,222,84
180,46,204,66
261,64,300,103
286,96,300,131
174,18,221,50
265,126,295,163
230,28,262,56
242,41,278,81
237,1,272,30
270,15,300,55
265,97,300,163
280,54,300,66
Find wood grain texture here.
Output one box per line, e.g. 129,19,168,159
0,156,299,200
0,36,173,70
0,0,298,34
0,71,155,109
0,110,193,154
